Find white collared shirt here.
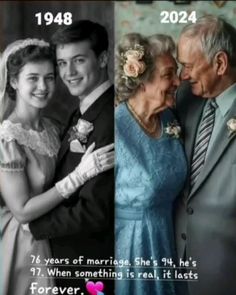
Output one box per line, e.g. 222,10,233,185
79,80,112,115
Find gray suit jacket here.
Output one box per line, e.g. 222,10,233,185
175,81,236,295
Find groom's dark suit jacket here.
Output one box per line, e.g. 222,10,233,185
29,86,114,293
175,81,236,295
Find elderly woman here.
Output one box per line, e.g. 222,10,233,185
115,33,187,294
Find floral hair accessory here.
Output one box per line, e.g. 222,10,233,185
121,44,146,79
68,119,94,144
124,44,145,61
227,118,236,137
164,120,181,139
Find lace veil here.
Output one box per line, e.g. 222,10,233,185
0,39,50,122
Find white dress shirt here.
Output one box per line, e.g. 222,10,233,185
79,80,112,115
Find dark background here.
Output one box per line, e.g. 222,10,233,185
0,1,114,125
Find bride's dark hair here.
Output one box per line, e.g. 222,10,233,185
0,45,56,122
6,45,56,100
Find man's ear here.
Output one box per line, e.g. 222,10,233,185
214,51,228,75
98,51,108,68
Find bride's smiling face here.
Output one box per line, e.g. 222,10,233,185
11,61,55,109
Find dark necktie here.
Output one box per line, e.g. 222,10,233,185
190,99,217,189
70,108,82,127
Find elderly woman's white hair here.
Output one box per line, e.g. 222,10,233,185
147,34,176,58
115,33,176,103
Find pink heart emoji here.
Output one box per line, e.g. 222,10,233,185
86,281,104,295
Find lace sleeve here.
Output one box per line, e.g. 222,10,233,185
0,139,26,171
0,119,60,158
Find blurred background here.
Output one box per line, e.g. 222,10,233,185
0,1,114,125
1,1,236,122
115,0,236,41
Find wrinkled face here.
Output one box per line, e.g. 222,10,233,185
11,61,55,109
56,40,107,99
144,53,180,109
178,36,219,98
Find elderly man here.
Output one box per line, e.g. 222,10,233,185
175,15,236,295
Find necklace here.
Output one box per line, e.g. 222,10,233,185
127,101,159,135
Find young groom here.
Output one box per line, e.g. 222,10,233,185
29,20,114,294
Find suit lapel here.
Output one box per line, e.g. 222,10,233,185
188,98,236,199
57,86,114,163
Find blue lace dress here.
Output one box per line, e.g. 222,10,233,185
115,103,187,295
0,119,60,295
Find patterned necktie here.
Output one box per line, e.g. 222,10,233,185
190,99,217,189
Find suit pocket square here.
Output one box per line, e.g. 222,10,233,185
70,139,86,153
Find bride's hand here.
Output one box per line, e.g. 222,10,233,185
55,143,114,199
76,142,114,180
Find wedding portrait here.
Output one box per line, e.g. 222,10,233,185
1,1,236,295
0,1,114,295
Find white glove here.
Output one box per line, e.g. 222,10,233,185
55,142,114,199
76,142,114,182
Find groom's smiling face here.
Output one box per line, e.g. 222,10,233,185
56,40,106,99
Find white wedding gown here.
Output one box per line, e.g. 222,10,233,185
0,118,60,295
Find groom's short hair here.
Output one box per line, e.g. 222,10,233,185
51,20,108,57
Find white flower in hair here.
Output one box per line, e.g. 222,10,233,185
121,43,146,79
125,44,145,61
123,59,146,78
